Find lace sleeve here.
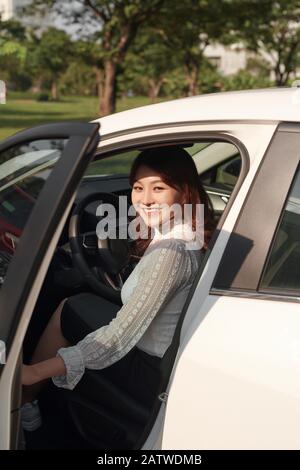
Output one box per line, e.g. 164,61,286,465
52,239,192,390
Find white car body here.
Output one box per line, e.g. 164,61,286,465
0,88,300,450
94,88,300,450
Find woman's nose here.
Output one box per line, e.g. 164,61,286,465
141,188,154,205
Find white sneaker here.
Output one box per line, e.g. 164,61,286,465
21,400,42,432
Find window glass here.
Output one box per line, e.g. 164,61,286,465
198,145,241,191
260,167,300,293
85,149,139,177
85,141,241,182
82,141,241,228
0,139,67,286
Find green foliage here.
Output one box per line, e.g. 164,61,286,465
160,67,187,98
0,39,26,62
222,69,273,91
28,27,74,99
0,19,29,90
24,0,165,59
4,0,299,106
246,56,271,79
36,92,50,101
198,60,224,94
23,0,166,113
59,61,97,96
119,26,179,99
231,0,300,85
33,27,73,76
0,19,27,61
0,19,26,41
147,0,236,96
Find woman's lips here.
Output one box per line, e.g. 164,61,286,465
142,208,161,214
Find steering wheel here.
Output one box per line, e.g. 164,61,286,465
69,192,132,305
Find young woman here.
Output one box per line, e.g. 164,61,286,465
21,145,215,429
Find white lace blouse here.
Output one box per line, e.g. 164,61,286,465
52,222,203,390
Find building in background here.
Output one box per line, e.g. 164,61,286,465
0,0,77,35
204,43,249,76
0,0,28,21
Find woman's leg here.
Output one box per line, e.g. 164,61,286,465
22,298,70,404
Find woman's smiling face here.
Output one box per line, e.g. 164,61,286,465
131,165,182,228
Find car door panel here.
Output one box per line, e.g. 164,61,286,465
0,122,100,449
163,295,300,449
162,122,300,449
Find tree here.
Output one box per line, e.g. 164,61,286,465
120,27,178,101
0,19,29,89
59,60,97,96
32,27,73,100
152,0,235,97
73,39,104,109
0,20,27,63
233,0,300,86
25,0,165,115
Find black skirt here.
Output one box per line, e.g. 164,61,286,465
60,293,161,407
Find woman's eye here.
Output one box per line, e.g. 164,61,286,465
154,186,164,190
133,186,142,191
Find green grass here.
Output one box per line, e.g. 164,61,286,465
0,94,170,142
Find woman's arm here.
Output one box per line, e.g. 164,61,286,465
52,239,193,390
22,356,66,386
22,239,193,390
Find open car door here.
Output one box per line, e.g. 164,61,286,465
0,122,100,449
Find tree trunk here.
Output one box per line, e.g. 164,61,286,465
51,81,58,100
187,78,198,96
148,78,164,103
31,76,43,94
275,69,290,86
275,63,284,86
184,63,199,96
100,60,117,116
274,60,291,87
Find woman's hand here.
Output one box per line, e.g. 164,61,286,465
22,357,66,386
22,364,41,386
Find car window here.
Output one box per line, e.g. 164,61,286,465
0,139,67,286
85,149,139,176
199,153,241,191
85,142,241,181
85,146,208,177
260,165,300,294
82,140,242,229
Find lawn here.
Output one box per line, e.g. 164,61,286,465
0,93,169,141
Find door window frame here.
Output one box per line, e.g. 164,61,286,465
91,130,249,312
212,122,300,303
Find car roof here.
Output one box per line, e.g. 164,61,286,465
93,88,300,139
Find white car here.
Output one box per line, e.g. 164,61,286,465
0,88,300,450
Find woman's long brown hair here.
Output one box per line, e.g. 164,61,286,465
128,146,215,259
